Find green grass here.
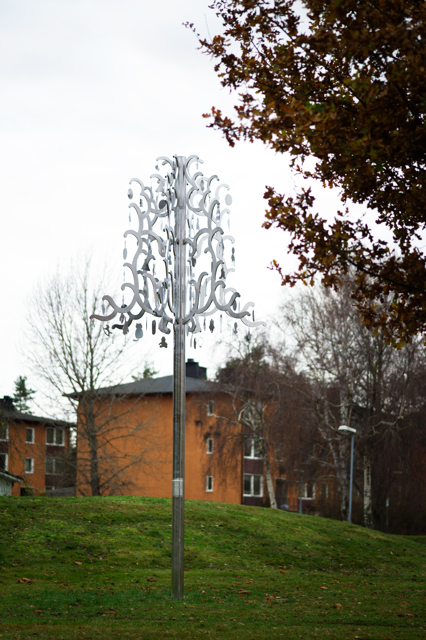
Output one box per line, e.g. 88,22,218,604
0,496,425,639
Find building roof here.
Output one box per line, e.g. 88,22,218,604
0,469,23,483
0,397,75,428
93,374,221,397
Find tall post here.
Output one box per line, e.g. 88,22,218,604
172,156,186,600
91,153,265,600
348,434,354,524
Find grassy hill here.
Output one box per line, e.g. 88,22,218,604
1,496,425,639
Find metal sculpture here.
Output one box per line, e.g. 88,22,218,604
92,154,263,599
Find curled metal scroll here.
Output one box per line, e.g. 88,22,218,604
91,155,265,339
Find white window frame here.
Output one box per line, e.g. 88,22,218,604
206,475,213,492
243,473,263,497
206,438,214,454
25,458,34,474
244,437,262,459
304,481,316,500
207,401,214,416
0,423,9,441
46,427,65,446
0,452,8,472
45,457,63,475
320,482,328,499
25,427,35,444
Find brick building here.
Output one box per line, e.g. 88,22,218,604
76,359,300,507
0,397,74,496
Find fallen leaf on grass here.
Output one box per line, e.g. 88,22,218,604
320,586,328,590
238,589,250,594
75,562,83,566
398,613,414,618
333,603,343,610
17,578,32,584
280,570,286,574
147,576,156,582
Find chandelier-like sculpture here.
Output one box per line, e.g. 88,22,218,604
92,155,263,601
93,154,261,340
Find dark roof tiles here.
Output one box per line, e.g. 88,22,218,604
94,375,220,397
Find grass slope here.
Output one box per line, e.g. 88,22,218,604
0,496,425,639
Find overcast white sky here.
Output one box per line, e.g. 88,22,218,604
0,0,341,408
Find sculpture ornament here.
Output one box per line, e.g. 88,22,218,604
91,154,264,341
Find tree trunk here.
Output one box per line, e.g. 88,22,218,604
84,397,101,496
363,447,373,528
263,448,277,509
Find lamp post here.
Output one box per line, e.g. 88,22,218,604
92,155,263,599
338,425,356,523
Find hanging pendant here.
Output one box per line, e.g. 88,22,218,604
152,320,156,335
134,324,143,341
203,316,206,331
220,314,223,333
194,338,197,350
209,319,215,333
233,322,238,335
159,336,168,348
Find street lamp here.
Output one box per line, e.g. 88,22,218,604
338,425,356,524
92,155,264,599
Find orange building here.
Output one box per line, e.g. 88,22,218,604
76,359,290,505
0,396,74,496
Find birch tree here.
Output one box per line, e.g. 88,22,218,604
216,336,287,510
278,281,423,524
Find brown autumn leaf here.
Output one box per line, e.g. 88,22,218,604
238,589,250,595
147,576,156,582
280,570,286,574
333,603,343,610
17,578,32,584
75,561,83,566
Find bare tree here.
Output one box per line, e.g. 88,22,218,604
24,258,162,496
277,280,425,525
215,335,289,510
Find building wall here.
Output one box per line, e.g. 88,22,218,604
1,422,70,496
76,391,243,504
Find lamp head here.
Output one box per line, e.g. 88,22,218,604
338,425,357,436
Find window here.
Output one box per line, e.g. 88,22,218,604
0,453,8,471
46,457,64,475
25,428,34,444
244,437,262,459
243,474,263,497
207,401,214,416
25,458,34,474
206,476,213,492
46,427,64,446
206,438,214,454
0,423,8,441
320,483,328,499
304,481,315,499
